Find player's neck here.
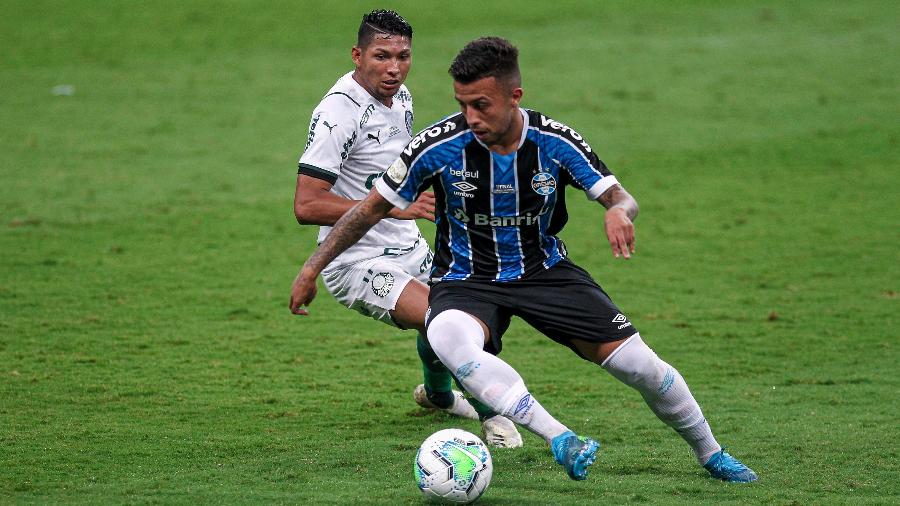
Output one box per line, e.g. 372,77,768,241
487,110,524,155
351,71,393,108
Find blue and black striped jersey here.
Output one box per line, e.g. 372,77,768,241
375,108,619,283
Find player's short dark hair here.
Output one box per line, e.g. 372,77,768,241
357,10,413,48
449,37,521,87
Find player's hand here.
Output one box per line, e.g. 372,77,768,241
289,266,318,315
604,207,635,259
390,191,436,222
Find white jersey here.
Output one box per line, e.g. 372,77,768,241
298,71,420,266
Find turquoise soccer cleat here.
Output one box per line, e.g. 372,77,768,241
703,449,758,483
551,431,600,480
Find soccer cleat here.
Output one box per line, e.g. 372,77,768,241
703,449,758,483
551,431,600,481
481,415,524,448
413,384,479,420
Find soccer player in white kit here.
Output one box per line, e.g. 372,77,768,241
291,10,521,447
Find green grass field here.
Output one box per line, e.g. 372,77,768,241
2,1,898,504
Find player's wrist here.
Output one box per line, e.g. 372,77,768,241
299,263,321,282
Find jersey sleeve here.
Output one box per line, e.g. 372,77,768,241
543,120,618,200
375,116,464,209
297,96,359,185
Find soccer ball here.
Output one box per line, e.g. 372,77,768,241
414,428,493,504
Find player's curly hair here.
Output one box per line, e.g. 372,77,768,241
449,37,521,87
357,10,413,48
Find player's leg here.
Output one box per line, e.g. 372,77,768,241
390,278,477,420
575,335,757,482
398,244,523,447
318,260,473,417
427,303,597,479
394,278,523,447
518,260,755,482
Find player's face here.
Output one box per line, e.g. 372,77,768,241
454,77,523,150
352,35,412,106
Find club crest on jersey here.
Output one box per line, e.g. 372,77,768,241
370,272,394,297
405,110,414,136
531,173,556,195
386,158,408,184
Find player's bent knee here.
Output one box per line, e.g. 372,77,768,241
601,334,668,393
426,310,485,361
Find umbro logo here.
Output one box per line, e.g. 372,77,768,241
451,181,477,192
613,313,632,329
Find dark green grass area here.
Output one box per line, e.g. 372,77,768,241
1,0,897,504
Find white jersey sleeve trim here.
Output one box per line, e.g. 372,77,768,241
375,177,413,210
585,175,619,200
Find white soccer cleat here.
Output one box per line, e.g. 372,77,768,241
482,415,524,448
413,384,479,420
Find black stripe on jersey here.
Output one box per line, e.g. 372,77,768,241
515,139,550,274
298,163,338,185
431,178,453,281
462,143,499,279
323,92,361,108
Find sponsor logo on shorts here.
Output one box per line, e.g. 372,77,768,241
370,272,394,297
612,313,632,329
455,361,480,379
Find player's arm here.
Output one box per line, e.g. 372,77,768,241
294,175,434,224
289,187,396,315
597,184,638,259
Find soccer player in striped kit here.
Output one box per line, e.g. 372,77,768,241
291,36,757,483
293,12,521,447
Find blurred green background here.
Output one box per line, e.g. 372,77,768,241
1,1,897,504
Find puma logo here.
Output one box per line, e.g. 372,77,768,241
367,130,381,144
322,120,336,134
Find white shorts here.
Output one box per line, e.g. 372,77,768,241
321,240,433,327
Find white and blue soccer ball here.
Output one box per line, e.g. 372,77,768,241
414,428,493,504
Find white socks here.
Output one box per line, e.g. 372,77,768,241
428,310,569,443
428,312,721,462
602,334,722,464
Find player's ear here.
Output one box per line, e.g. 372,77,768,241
510,87,523,106
351,46,363,66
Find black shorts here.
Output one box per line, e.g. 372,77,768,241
426,260,638,360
